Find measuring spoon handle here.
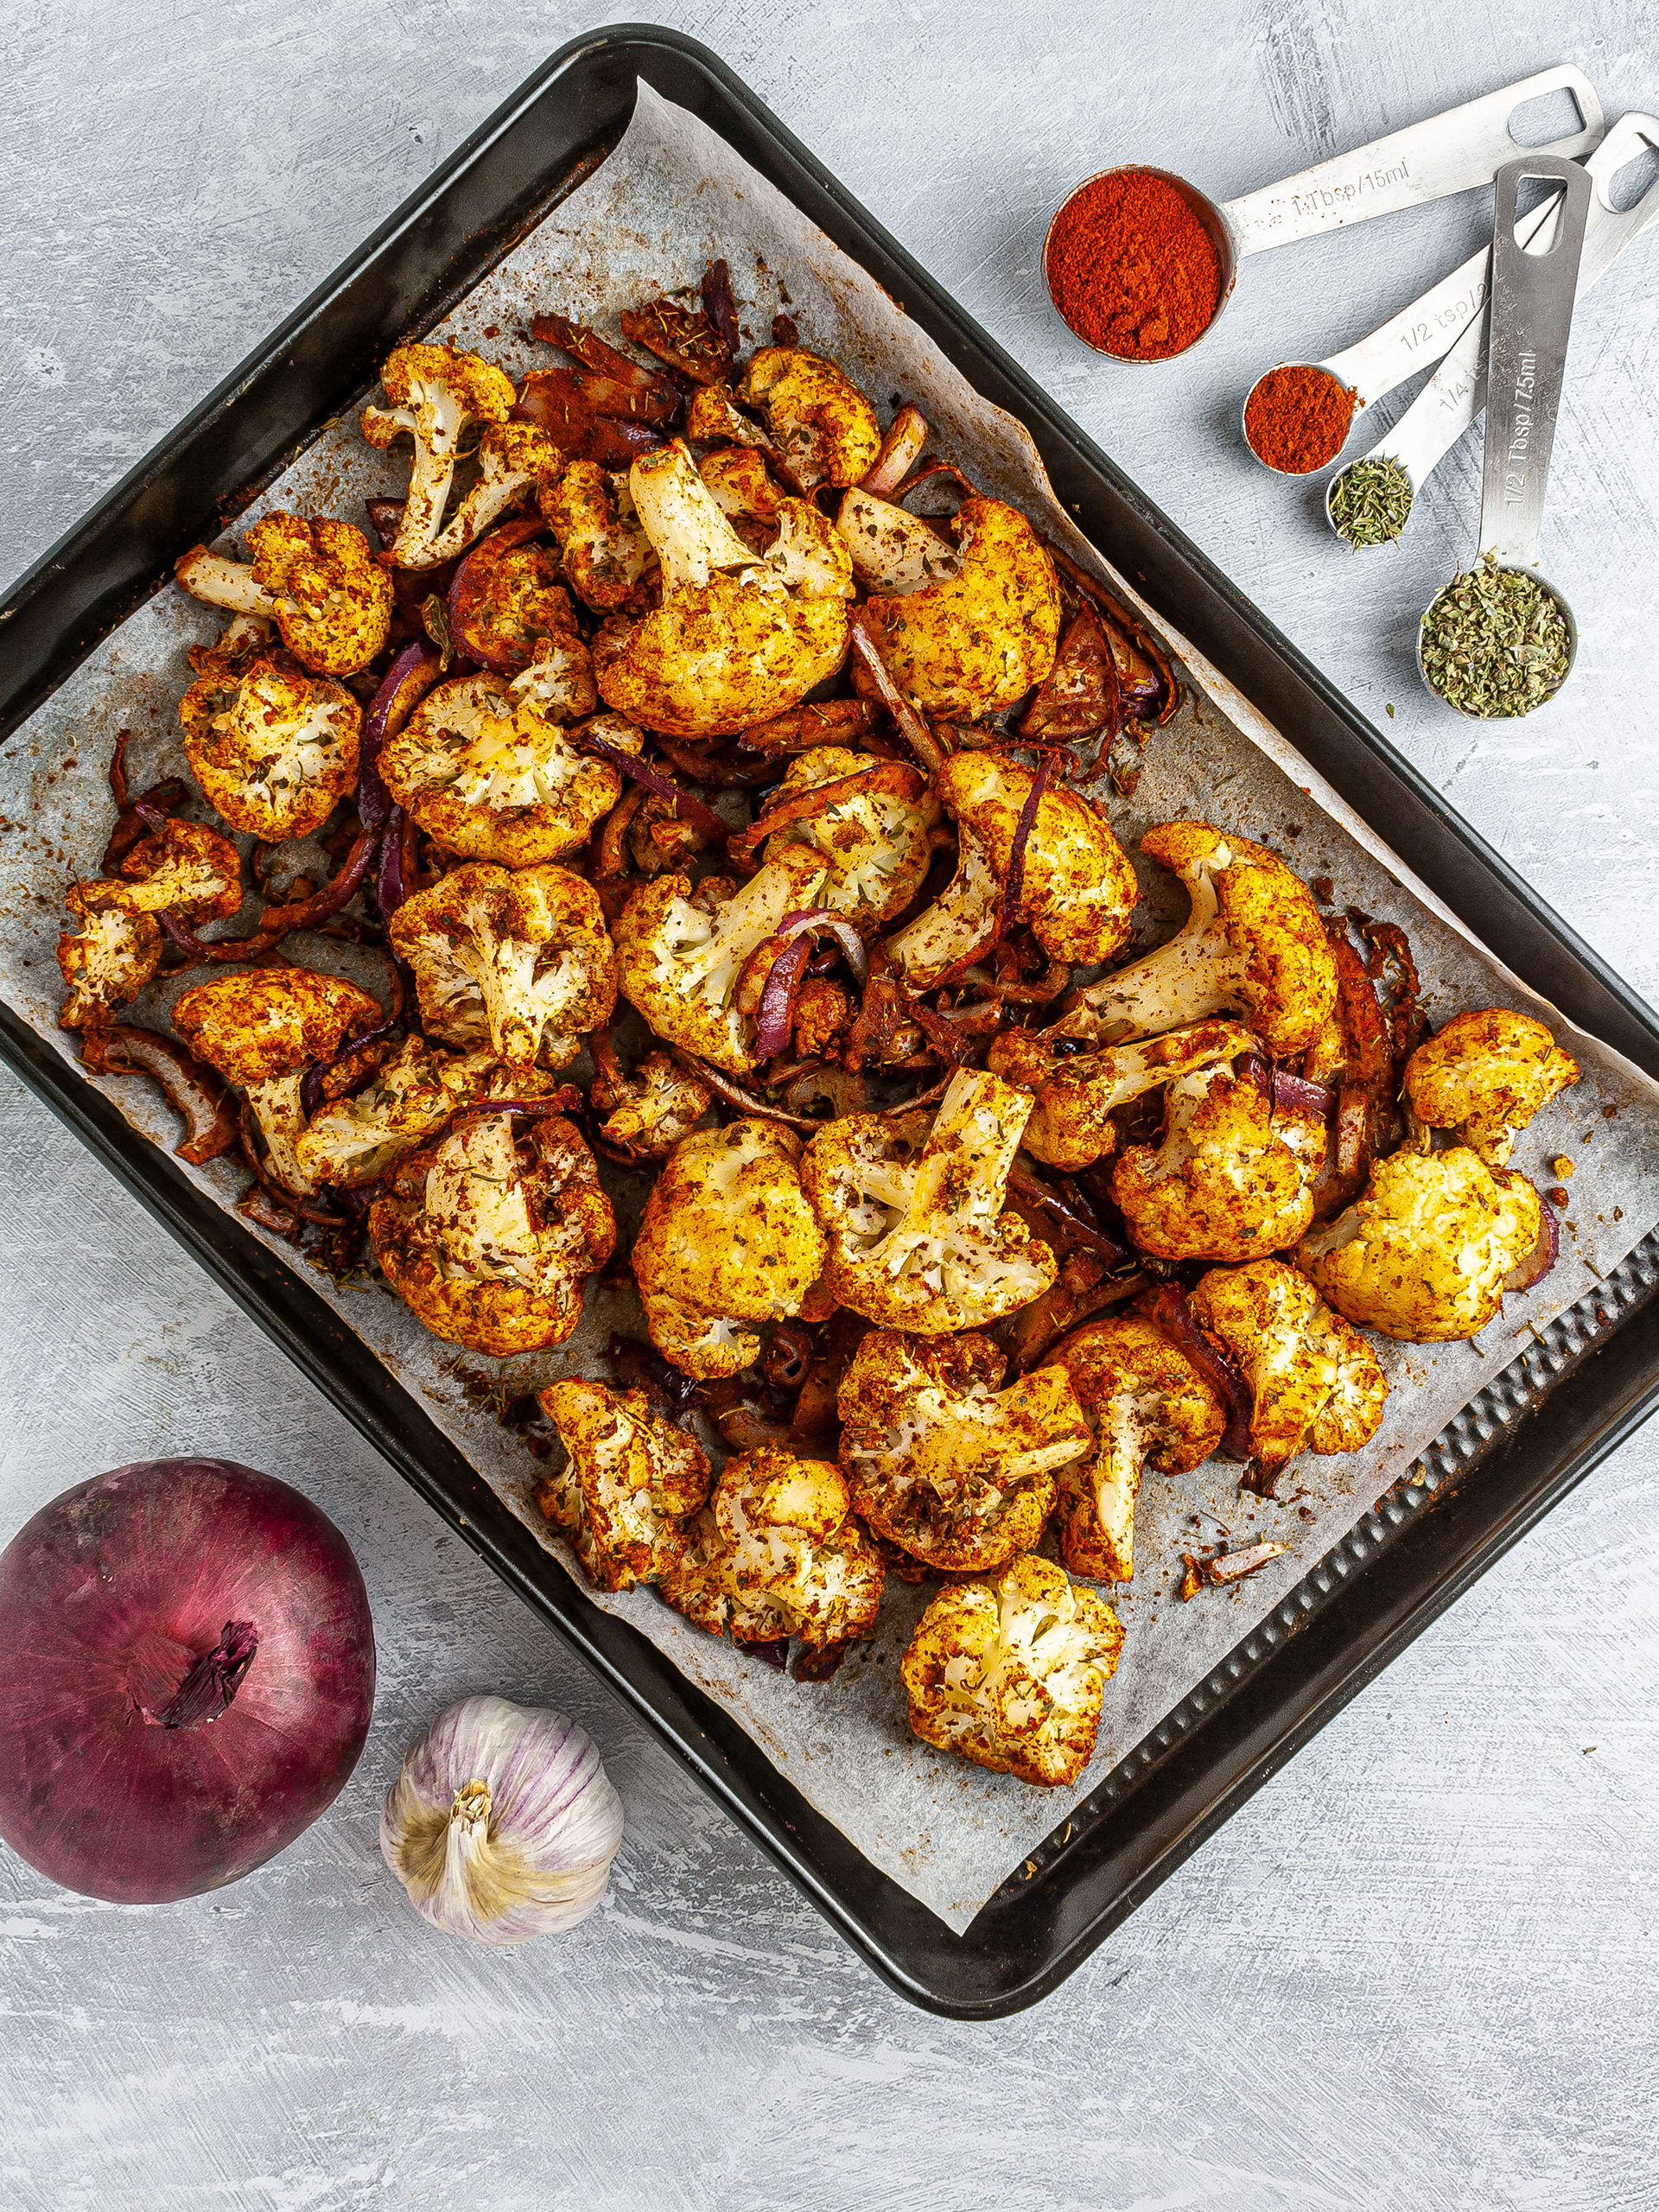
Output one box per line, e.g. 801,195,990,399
1343,114,1659,494
1478,153,1592,564
1223,64,1601,255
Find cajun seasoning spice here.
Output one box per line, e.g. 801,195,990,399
1045,169,1223,360
1243,363,1358,474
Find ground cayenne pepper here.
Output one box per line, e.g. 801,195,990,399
1045,169,1223,360
1243,363,1358,474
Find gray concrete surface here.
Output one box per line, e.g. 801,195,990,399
4,4,1658,2207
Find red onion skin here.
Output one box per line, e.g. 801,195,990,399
0,1459,374,1904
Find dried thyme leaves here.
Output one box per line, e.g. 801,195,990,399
1419,553,1572,717
1328,454,1413,548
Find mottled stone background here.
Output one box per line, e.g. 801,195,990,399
3,5,1657,2207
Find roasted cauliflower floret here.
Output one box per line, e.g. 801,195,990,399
1047,1313,1225,1581
174,967,382,1194
294,1039,549,1188
848,494,1061,719
112,819,244,922
838,1330,1090,1571
613,850,828,1076
988,1014,1258,1173
177,655,361,842
1188,1258,1388,1484
697,446,787,540
594,441,854,739
359,343,521,569
536,1379,712,1593
56,891,162,1030
733,347,882,492
1112,1063,1326,1263
632,1120,828,1379
801,1068,1057,1333
389,863,616,1071
1403,1008,1580,1166
539,460,655,611
429,421,564,563
753,746,941,927
1299,1146,1542,1343
886,748,1136,987
379,672,630,867
658,1446,885,1662
1080,821,1338,1056
369,1109,615,1356
590,1049,713,1160
900,1554,1123,1787
175,513,391,675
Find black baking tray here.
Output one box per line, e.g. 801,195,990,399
4,27,1658,2018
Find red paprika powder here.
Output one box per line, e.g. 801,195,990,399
1045,169,1224,360
1243,364,1358,474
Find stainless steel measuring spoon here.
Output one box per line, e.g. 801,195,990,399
1046,64,1603,362
1417,153,1592,716
1327,113,1659,536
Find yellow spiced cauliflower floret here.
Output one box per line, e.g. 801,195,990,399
901,1554,1123,1787
1298,1145,1542,1343
1188,1258,1388,1484
837,1329,1090,1572
988,1014,1258,1173
536,1379,712,1593
175,513,392,675
631,1120,828,1380
734,347,882,492
1080,821,1338,1056
659,1446,885,1663
1402,1007,1580,1166
1111,1063,1326,1263
178,655,361,842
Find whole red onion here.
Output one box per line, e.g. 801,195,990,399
0,1459,375,1903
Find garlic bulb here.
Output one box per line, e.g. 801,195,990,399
380,1694,624,1946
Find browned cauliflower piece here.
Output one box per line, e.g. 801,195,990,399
1188,1258,1388,1484
294,1039,556,1188
379,671,632,868
1299,1146,1542,1343
359,344,524,569
594,442,854,739
801,1069,1057,1333
56,892,162,1030
684,381,777,456
658,1446,885,1663
697,446,787,542
178,654,360,842
988,1014,1258,1173
1112,1063,1326,1262
1047,1313,1225,1581
1079,821,1338,1056
842,493,1061,719
1402,1008,1580,1166
536,1378,712,1593
388,863,616,1071
886,749,1136,987
539,460,655,612
590,1049,713,1161
113,819,244,922
612,849,828,1076
733,347,882,491
369,1109,615,1356
837,1329,1090,1571
632,1120,828,1379
173,967,382,1193
175,514,392,675
900,1554,1123,1787
753,746,941,927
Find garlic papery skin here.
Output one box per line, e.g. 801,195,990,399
380,1694,624,1946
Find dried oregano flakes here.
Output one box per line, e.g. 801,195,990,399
1419,552,1573,718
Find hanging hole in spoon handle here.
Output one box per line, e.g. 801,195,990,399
1418,151,1592,717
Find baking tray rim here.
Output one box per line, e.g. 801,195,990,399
3,24,1657,2018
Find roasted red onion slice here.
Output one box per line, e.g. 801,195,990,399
1243,1054,1336,1118
849,610,946,775
1504,1193,1560,1293
162,824,383,964
741,908,871,1061
1141,1283,1255,1462
700,258,741,359
996,754,1050,945
363,643,442,830
1007,1161,1128,1262
568,728,726,842
859,405,930,498
753,936,816,1059
79,1025,238,1165
727,761,925,864
665,1048,824,1132
299,1018,405,1122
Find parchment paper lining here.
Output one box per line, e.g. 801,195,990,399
3,87,1656,1931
